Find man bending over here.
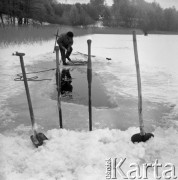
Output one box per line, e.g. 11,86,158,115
57,31,74,65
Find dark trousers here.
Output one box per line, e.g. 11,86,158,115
60,47,73,63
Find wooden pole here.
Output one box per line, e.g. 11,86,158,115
55,46,63,128
13,52,48,147
133,31,145,136
53,29,59,53
14,52,37,136
87,39,92,131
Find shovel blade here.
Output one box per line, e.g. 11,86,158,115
30,133,48,148
30,135,40,148
131,133,154,143
36,133,48,145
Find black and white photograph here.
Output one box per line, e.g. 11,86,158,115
0,0,178,179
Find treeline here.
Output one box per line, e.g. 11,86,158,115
1,0,178,32
109,0,178,32
0,0,103,26
0,0,60,25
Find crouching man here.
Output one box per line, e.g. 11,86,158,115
57,31,74,65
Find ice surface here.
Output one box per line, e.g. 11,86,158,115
1,34,178,179
0,126,178,180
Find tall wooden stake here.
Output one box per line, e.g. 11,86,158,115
55,46,63,128
131,31,154,143
53,29,59,53
133,31,145,136
87,39,92,131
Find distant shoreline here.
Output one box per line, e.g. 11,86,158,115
82,26,178,35
1,25,178,45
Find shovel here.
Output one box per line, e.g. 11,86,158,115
131,31,154,143
13,52,48,148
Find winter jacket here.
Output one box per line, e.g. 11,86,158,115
57,33,73,49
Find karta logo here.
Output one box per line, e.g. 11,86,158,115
105,158,177,179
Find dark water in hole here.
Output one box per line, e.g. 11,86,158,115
51,67,117,108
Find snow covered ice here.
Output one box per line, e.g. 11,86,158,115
0,34,178,179
0,127,178,180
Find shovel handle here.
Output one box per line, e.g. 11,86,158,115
55,46,63,128
133,31,145,136
53,29,59,53
87,39,92,131
13,52,37,135
12,52,25,56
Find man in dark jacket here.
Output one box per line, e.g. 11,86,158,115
57,31,74,65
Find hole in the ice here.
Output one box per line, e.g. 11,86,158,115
51,67,117,108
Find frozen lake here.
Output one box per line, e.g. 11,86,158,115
0,33,178,180
0,34,178,131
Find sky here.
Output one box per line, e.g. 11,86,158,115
57,0,178,10
145,0,178,9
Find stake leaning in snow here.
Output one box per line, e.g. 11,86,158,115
55,46,63,128
13,52,48,148
87,39,92,131
131,31,154,143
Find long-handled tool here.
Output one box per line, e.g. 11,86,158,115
54,46,63,128
13,52,48,148
131,31,154,143
53,29,59,53
87,39,92,131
